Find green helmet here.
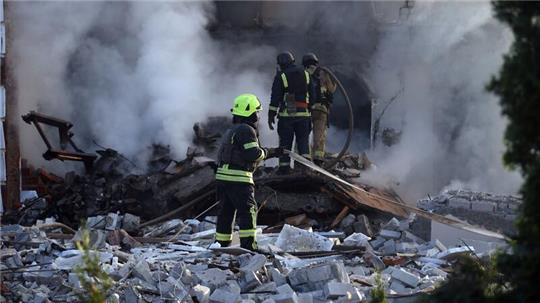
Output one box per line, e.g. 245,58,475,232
231,94,262,117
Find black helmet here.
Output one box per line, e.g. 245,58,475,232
277,52,295,68
302,52,319,67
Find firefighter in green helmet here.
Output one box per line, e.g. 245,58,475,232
214,93,283,250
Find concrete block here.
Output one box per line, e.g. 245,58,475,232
343,233,371,247
5,253,23,268
323,282,357,299
273,292,299,303
379,229,401,240
121,213,140,233
240,254,267,273
297,293,313,303
191,284,211,303
382,218,400,231
353,214,373,237
306,264,333,283
448,198,471,210
86,216,106,229
287,262,349,292
381,240,396,255
403,231,425,244
275,225,334,252
277,284,295,294
270,268,287,286
432,239,447,252
471,201,496,212
209,289,241,303
417,257,447,266
223,280,242,295
398,219,410,232
421,264,448,278
253,282,277,293
105,212,121,230
363,251,385,271
396,242,418,253
369,237,386,250
345,266,367,276
340,214,357,230
425,248,440,257
437,247,474,260
133,260,155,285
195,268,228,290
239,271,262,292
391,268,420,287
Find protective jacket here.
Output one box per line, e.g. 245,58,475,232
215,123,266,184
310,68,335,113
269,64,312,117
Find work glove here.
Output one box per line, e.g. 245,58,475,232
265,147,284,159
268,111,276,130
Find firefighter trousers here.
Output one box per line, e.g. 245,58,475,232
215,181,258,250
311,109,328,161
277,116,312,167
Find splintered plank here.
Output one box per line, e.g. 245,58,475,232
288,151,506,240
330,206,351,229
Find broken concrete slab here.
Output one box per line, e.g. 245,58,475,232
437,246,474,260
239,254,267,273
195,268,229,291
381,240,396,255
105,213,121,231
191,284,211,303
287,261,349,292
379,229,401,240
390,268,420,288
209,288,241,303
363,251,385,271
343,233,371,248
239,271,262,292
132,260,155,286
323,282,362,300
275,225,333,252
122,213,140,234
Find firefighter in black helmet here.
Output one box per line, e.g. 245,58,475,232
303,52,336,166
214,94,283,250
268,51,313,173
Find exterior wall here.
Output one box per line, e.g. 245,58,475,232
3,0,20,213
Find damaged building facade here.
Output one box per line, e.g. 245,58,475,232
0,1,524,303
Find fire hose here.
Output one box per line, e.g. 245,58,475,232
318,66,354,170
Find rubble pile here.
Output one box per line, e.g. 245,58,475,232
12,147,217,228
418,190,521,235
1,213,487,303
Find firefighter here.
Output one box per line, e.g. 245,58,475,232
214,93,283,250
302,53,336,166
268,51,312,174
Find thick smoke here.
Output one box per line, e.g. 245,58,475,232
364,1,522,201
11,1,521,200
11,1,276,171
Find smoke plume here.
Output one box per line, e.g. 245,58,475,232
10,1,522,201
11,1,276,171
365,1,522,201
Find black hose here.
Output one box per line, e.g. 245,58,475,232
318,66,354,170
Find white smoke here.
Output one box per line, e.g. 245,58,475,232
364,1,522,202
11,1,277,171
10,1,522,200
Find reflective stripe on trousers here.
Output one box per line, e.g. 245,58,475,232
311,109,328,160
215,181,258,250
